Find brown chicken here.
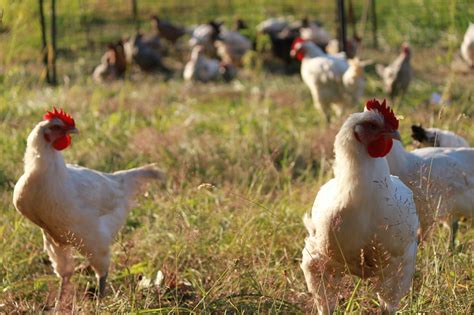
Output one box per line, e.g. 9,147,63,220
376,43,412,99
92,42,126,83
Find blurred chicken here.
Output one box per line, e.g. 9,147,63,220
140,17,163,53
232,18,255,39
184,45,220,82
376,43,412,99
267,27,300,67
151,15,186,44
342,58,371,105
461,23,474,67
386,139,474,249
291,38,368,122
233,18,247,31
411,125,469,148
299,18,331,50
326,36,361,59
234,18,256,50
302,99,418,314
184,45,235,82
256,18,300,69
219,63,238,82
13,108,165,308
256,17,288,35
214,28,251,66
92,42,126,83
124,33,171,74
188,21,222,51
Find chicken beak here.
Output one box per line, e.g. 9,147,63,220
290,49,297,58
387,130,401,141
68,127,79,134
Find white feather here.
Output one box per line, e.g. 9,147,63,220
386,140,474,239
424,128,469,147
184,46,220,82
461,23,474,66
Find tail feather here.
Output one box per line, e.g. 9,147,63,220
411,125,428,143
112,164,166,194
375,64,385,78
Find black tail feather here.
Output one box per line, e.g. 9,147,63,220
411,125,428,142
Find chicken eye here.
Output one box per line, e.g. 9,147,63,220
366,122,377,130
49,125,62,131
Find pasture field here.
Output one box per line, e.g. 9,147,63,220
0,0,473,313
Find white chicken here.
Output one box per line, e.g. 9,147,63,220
13,108,165,307
302,99,418,314
411,125,469,148
386,139,474,249
461,23,474,67
290,38,366,122
342,58,371,105
183,45,221,82
376,43,412,99
188,21,222,50
326,37,361,59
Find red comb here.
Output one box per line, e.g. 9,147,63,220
365,99,399,130
43,107,75,127
291,37,305,61
402,43,410,55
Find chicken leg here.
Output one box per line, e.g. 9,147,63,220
301,248,342,314
43,232,75,310
98,272,108,298
450,220,459,251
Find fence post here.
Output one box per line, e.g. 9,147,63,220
132,0,139,31
371,0,378,48
38,0,50,83
348,0,357,39
50,0,57,85
337,0,347,53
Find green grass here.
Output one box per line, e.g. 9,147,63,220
0,0,473,313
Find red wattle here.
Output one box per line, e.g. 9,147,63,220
367,136,393,158
291,37,305,61
294,50,304,61
52,135,71,151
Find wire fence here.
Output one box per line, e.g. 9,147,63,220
44,0,474,47
1,0,473,81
